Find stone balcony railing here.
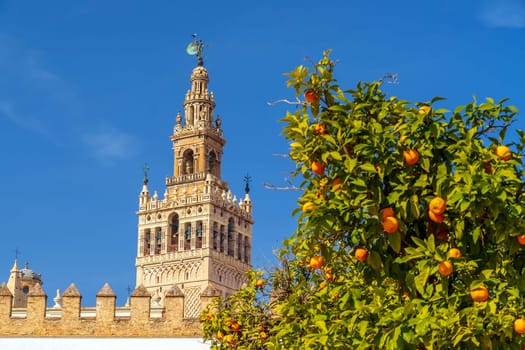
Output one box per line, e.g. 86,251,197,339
165,172,207,185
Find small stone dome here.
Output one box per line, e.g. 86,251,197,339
19,262,42,281
191,66,209,79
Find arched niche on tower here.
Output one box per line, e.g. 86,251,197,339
182,149,195,175
168,213,179,252
144,229,151,256
184,222,192,250
207,150,217,175
227,218,235,257
237,233,243,261
244,237,251,263
196,220,203,249
212,222,219,250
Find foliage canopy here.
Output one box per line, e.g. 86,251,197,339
202,51,525,349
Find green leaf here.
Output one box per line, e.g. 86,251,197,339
415,266,431,297
409,194,420,219
367,250,383,270
360,163,377,172
387,232,401,253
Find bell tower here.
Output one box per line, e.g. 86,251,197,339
135,49,253,319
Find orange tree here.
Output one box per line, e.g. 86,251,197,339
202,51,525,349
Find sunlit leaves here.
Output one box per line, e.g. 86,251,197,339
201,52,525,349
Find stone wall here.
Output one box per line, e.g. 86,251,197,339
0,282,218,337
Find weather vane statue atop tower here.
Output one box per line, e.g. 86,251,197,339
186,34,206,66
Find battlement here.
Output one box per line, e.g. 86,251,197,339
0,282,218,337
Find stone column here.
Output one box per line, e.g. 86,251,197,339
130,285,151,323
62,283,82,321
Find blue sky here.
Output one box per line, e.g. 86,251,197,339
0,0,524,305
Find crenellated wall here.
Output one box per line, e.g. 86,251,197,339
0,282,219,337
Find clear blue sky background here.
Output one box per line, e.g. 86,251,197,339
0,0,524,305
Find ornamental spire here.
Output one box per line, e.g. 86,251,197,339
186,34,205,67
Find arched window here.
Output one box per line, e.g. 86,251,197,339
237,234,243,260
169,214,179,252
155,228,162,254
213,222,218,250
196,221,203,249
184,223,191,250
228,218,235,257
144,229,151,255
207,151,217,174
244,238,251,263
220,225,225,253
182,149,194,175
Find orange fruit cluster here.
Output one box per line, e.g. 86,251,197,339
307,255,324,269
314,123,327,135
438,261,453,277
355,248,368,262
418,106,431,115
311,161,325,175
429,196,446,223
448,248,462,259
304,90,319,104
380,207,399,234
514,318,525,334
495,145,511,161
470,286,489,302
403,149,419,165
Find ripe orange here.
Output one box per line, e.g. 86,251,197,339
404,149,419,165
304,90,320,103
231,321,240,331
517,234,525,245
448,248,462,259
332,178,343,191
326,272,334,281
380,207,395,220
355,248,368,262
216,330,224,340
255,279,265,288
302,202,315,212
314,123,327,134
429,197,446,215
438,261,453,277
309,255,324,269
514,319,525,334
260,331,268,340
402,291,409,298
383,216,399,234
428,210,445,223
495,145,511,161
311,161,325,175
319,281,327,289
470,286,489,302
418,106,431,115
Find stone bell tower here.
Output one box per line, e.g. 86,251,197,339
135,53,253,319
6,260,43,308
